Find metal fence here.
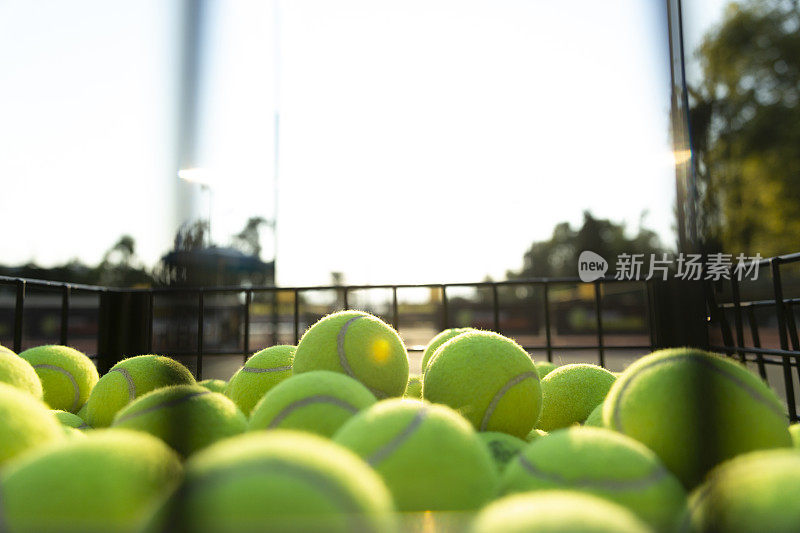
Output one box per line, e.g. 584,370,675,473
2,251,799,421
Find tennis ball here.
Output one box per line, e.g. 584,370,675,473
112,384,247,457
62,426,86,439
333,398,498,511
19,345,99,413
52,409,91,430
0,383,64,468
249,370,376,438
198,379,227,394
584,401,605,427
0,349,43,398
421,327,473,374
790,423,800,448
423,331,541,438
604,348,792,488
472,490,652,533
526,428,548,442
224,345,295,416
0,343,15,355
501,426,687,531
680,449,800,533
292,310,409,398
478,431,527,474
0,428,183,533
404,374,422,398
142,430,396,533
537,363,615,431
84,355,196,428
535,360,557,378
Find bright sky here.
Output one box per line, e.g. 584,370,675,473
0,0,732,287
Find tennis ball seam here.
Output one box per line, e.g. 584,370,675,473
337,315,388,399
366,405,429,466
517,453,670,491
268,395,361,428
480,371,538,431
113,390,210,425
243,365,292,374
33,363,80,412
109,367,136,400
611,352,785,432
181,459,374,531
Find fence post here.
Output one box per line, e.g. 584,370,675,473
97,291,152,375
647,279,709,350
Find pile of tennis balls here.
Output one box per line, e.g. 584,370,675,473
1,309,800,533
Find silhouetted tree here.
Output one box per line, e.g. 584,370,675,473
507,211,665,279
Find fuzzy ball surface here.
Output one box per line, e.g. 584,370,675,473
143,430,396,533
19,345,99,413
292,311,409,398
423,331,541,438
112,384,247,457
472,490,652,533
333,398,498,512
603,348,792,488
84,355,196,428
0,349,43,399
224,345,295,416
500,426,687,531
0,383,64,468
537,363,615,431
682,449,800,533
0,429,183,533
249,370,376,438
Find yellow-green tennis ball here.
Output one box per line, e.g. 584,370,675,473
333,398,498,512
0,343,15,355
681,449,800,533
0,383,64,468
112,384,247,457
535,360,557,378
198,379,227,394
603,348,792,488
423,331,541,438
0,428,182,533
19,345,99,413
501,427,687,532
526,428,548,442
537,363,615,431
224,345,295,416
249,370,376,438
62,426,86,439
84,355,196,428
472,490,652,533
292,310,409,398
478,431,527,474
404,374,422,398
0,349,43,399
77,401,88,420
789,423,800,448
421,327,473,374
584,401,605,427
52,409,91,430
143,431,396,533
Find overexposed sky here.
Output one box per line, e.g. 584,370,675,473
0,0,732,286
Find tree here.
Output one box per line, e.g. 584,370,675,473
507,211,665,279
231,217,270,258
689,0,800,256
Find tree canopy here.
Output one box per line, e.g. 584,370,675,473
689,0,800,255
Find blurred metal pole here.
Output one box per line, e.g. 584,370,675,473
666,0,699,254
175,0,207,232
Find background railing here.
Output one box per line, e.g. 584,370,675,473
2,253,798,421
